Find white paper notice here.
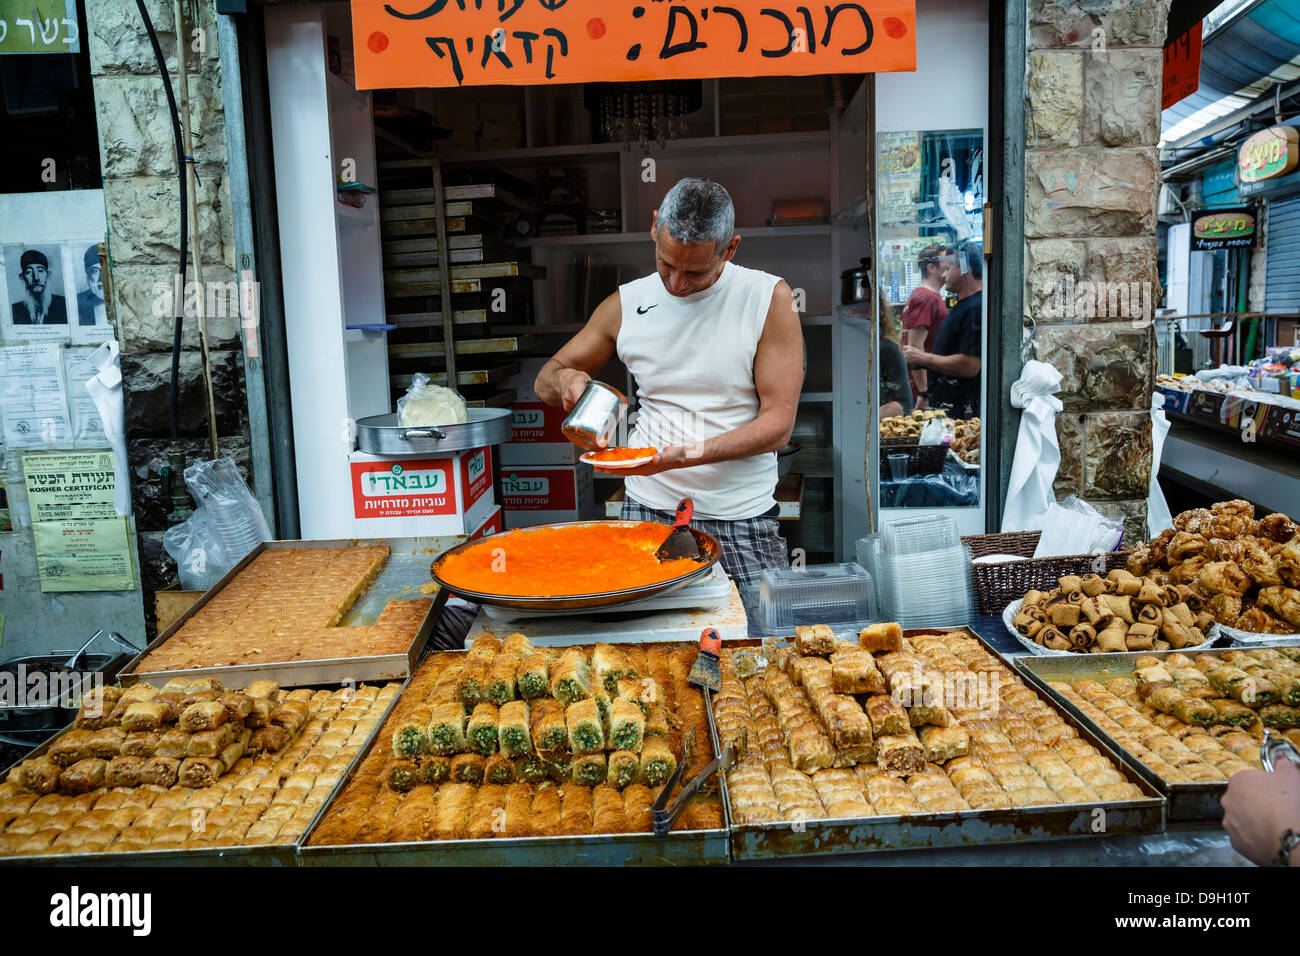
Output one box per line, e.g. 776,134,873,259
62,346,107,445
0,344,71,447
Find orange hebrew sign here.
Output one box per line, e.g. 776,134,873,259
351,0,917,90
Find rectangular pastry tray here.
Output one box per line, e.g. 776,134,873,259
720,629,1165,862
299,646,731,867
117,536,466,690
0,675,408,867
1014,648,1283,823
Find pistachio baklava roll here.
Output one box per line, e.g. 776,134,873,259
643,704,670,739
607,750,640,789
592,643,633,693
638,736,677,786
529,699,568,755
546,754,573,783
616,676,657,718
427,702,469,755
386,759,421,792
572,752,608,787
501,632,535,658
516,652,550,699
513,754,548,783
450,752,486,785
467,633,502,661
391,703,433,758
422,755,452,785
456,656,492,705
566,698,605,754
484,753,516,785
467,703,501,756
483,656,518,706
550,647,593,704
609,698,646,752
498,700,531,757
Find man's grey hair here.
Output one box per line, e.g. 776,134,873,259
657,178,735,253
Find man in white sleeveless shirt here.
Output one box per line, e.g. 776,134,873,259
535,178,803,591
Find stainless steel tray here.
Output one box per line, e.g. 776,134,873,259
431,519,721,611
299,646,731,867
1014,647,1286,823
0,674,408,867
118,537,465,689
354,408,511,456
721,629,1165,862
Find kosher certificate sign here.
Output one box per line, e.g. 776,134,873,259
23,452,135,591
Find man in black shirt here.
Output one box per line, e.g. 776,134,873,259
902,244,982,420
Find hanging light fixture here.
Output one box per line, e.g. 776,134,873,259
584,81,704,151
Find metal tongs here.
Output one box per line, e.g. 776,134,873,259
1261,729,1300,772
651,728,747,836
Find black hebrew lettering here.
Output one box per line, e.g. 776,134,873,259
711,6,747,51
481,33,513,67
660,4,707,58
543,27,567,78
759,8,795,57
513,29,539,62
796,6,816,52
822,3,872,55
425,36,466,83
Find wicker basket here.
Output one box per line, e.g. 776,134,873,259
881,438,947,478
960,532,1133,615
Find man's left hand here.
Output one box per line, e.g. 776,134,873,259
902,344,927,368
1222,757,1300,866
593,444,697,476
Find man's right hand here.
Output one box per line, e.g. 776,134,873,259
558,368,592,411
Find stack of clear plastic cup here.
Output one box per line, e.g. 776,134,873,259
875,515,974,628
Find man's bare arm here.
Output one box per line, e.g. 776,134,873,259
918,352,981,379
534,292,622,410
905,326,929,393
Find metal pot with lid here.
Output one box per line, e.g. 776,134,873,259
840,256,872,305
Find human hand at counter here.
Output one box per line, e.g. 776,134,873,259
593,444,692,476
902,344,928,369
558,368,592,411
1222,757,1300,866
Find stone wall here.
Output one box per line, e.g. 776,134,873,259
1023,0,1168,544
86,0,249,633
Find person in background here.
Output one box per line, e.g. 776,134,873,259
1222,755,1300,866
878,290,913,420
11,249,68,325
77,245,106,326
903,242,982,420
900,243,948,409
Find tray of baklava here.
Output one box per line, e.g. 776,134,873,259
713,625,1164,861
300,634,730,867
1016,646,1299,822
0,674,403,865
118,537,448,690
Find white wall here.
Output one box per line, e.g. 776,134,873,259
875,0,989,134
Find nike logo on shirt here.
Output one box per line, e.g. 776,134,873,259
636,304,657,314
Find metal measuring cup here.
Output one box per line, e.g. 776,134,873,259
562,380,628,451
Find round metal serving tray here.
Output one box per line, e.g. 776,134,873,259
429,519,722,611
354,408,511,456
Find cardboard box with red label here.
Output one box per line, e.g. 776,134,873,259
469,504,503,539
502,463,598,529
348,446,495,536
500,357,581,465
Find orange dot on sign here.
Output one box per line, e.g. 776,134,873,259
368,31,390,53
587,18,607,40
883,17,907,39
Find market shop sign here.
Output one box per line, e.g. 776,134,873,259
0,0,79,54
1238,126,1300,184
1191,207,1255,251
351,0,916,90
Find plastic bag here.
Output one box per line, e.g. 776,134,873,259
397,372,468,427
1001,360,1063,532
1033,495,1124,557
163,508,229,591
918,417,954,446
1147,392,1174,538
183,458,270,564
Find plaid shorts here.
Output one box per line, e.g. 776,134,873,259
620,495,790,589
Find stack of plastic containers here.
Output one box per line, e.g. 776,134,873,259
758,563,877,634
873,515,974,628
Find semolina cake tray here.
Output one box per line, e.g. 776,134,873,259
120,540,441,689
300,635,730,866
718,627,1162,861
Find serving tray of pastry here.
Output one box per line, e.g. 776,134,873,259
119,537,449,690
0,677,403,864
1016,646,1300,822
301,634,730,866
712,624,1162,861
